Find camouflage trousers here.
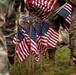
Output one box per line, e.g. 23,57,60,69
48,47,57,65
0,29,9,75
3,11,16,64
69,37,76,64
69,8,76,65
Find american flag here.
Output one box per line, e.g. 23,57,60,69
12,25,30,62
34,22,48,57
24,0,57,19
38,0,57,19
46,26,59,47
40,22,50,56
57,3,72,31
34,22,59,57
25,24,39,61
34,22,42,53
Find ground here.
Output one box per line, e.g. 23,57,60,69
10,48,76,75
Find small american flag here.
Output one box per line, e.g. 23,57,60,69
35,22,59,56
25,24,39,61
40,22,50,56
46,26,59,47
34,22,42,53
37,0,57,19
24,0,57,19
34,22,48,57
12,25,30,62
57,3,72,31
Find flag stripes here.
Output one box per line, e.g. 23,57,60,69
24,0,57,19
30,39,39,61
12,32,30,62
12,22,59,62
36,22,59,57
17,38,30,62
57,3,72,31
63,3,72,30
46,26,59,47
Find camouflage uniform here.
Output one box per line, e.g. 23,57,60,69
69,7,76,65
3,0,21,64
47,0,65,65
0,0,9,75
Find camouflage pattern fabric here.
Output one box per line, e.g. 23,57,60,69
0,0,8,15
59,28,69,44
3,11,16,64
69,7,76,64
0,0,9,75
46,1,62,65
3,0,21,64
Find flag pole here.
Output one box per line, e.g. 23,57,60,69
40,21,43,71
28,16,33,75
29,17,35,73
14,9,20,72
14,19,19,72
31,55,34,72
30,16,35,72
26,3,32,74
40,51,43,71
23,10,29,74
36,18,43,71
40,45,43,71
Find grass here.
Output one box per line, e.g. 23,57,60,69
10,48,75,75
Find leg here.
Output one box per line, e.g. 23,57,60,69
72,48,76,67
48,47,57,65
3,11,16,64
69,48,74,65
0,29,9,75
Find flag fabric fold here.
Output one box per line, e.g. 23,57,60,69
12,22,59,62
57,3,72,31
34,22,59,57
40,22,50,56
24,0,57,19
46,26,59,47
12,25,30,62
25,24,39,61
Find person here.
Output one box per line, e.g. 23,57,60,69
69,1,76,67
62,0,76,67
0,0,9,75
3,0,24,64
47,0,65,65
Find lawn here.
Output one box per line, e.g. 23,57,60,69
10,48,75,75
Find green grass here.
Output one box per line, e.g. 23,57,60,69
10,48,75,75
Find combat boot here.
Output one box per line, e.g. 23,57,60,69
48,48,57,65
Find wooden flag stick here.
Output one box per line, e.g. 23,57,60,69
28,55,31,75
28,18,33,75
40,21,43,71
14,20,19,72
25,57,29,73
40,49,43,71
31,56,34,72
30,17,35,72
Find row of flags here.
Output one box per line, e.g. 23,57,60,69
12,22,59,63
12,26,30,62
24,0,57,19
24,0,72,30
12,0,72,63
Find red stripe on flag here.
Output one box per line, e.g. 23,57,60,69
46,26,59,47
